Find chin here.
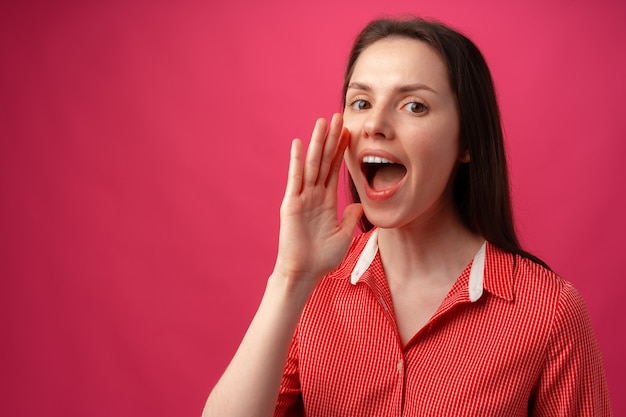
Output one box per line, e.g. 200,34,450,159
362,210,404,230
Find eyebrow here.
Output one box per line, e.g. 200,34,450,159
347,82,438,94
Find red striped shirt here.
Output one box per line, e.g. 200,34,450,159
275,229,611,416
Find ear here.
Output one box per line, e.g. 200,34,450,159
459,148,470,163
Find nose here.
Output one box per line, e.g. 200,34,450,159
363,105,394,140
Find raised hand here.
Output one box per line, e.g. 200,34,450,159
203,114,363,417
272,113,363,290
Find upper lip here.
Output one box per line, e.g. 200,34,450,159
357,149,403,165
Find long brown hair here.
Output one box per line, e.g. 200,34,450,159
343,17,549,268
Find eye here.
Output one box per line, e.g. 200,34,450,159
403,101,427,114
348,98,371,111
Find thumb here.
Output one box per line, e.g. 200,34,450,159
339,203,364,235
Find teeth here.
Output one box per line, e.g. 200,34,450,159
362,155,393,164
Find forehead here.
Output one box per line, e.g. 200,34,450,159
349,37,450,91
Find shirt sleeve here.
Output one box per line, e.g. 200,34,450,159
274,328,304,417
532,281,612,416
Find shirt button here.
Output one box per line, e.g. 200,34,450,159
397,359,404,372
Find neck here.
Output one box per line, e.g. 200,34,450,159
376,206,484,286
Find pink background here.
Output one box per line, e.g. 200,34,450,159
1,1,624,416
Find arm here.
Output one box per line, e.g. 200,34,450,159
532,282,612,416
202,114,363,417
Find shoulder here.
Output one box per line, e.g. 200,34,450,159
516,254,586,310
485,243,568,303
512,254,612,414
517,255,591,332
486,243,593,336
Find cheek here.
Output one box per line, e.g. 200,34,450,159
341,112,359,134
424,120,461,162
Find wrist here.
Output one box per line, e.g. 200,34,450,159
266,268,319,307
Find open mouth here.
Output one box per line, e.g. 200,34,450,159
361,155,407,191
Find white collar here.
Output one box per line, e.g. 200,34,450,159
350,229,487,303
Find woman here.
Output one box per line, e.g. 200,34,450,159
203,17,611,416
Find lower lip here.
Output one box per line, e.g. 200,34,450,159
364,176,406,201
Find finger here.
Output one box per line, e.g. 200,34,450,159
284,138,304,197
326,126,351,190
317,113,343,186
339,203,364,235
303,118,327,186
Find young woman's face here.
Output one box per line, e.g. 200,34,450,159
343,36,466,230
